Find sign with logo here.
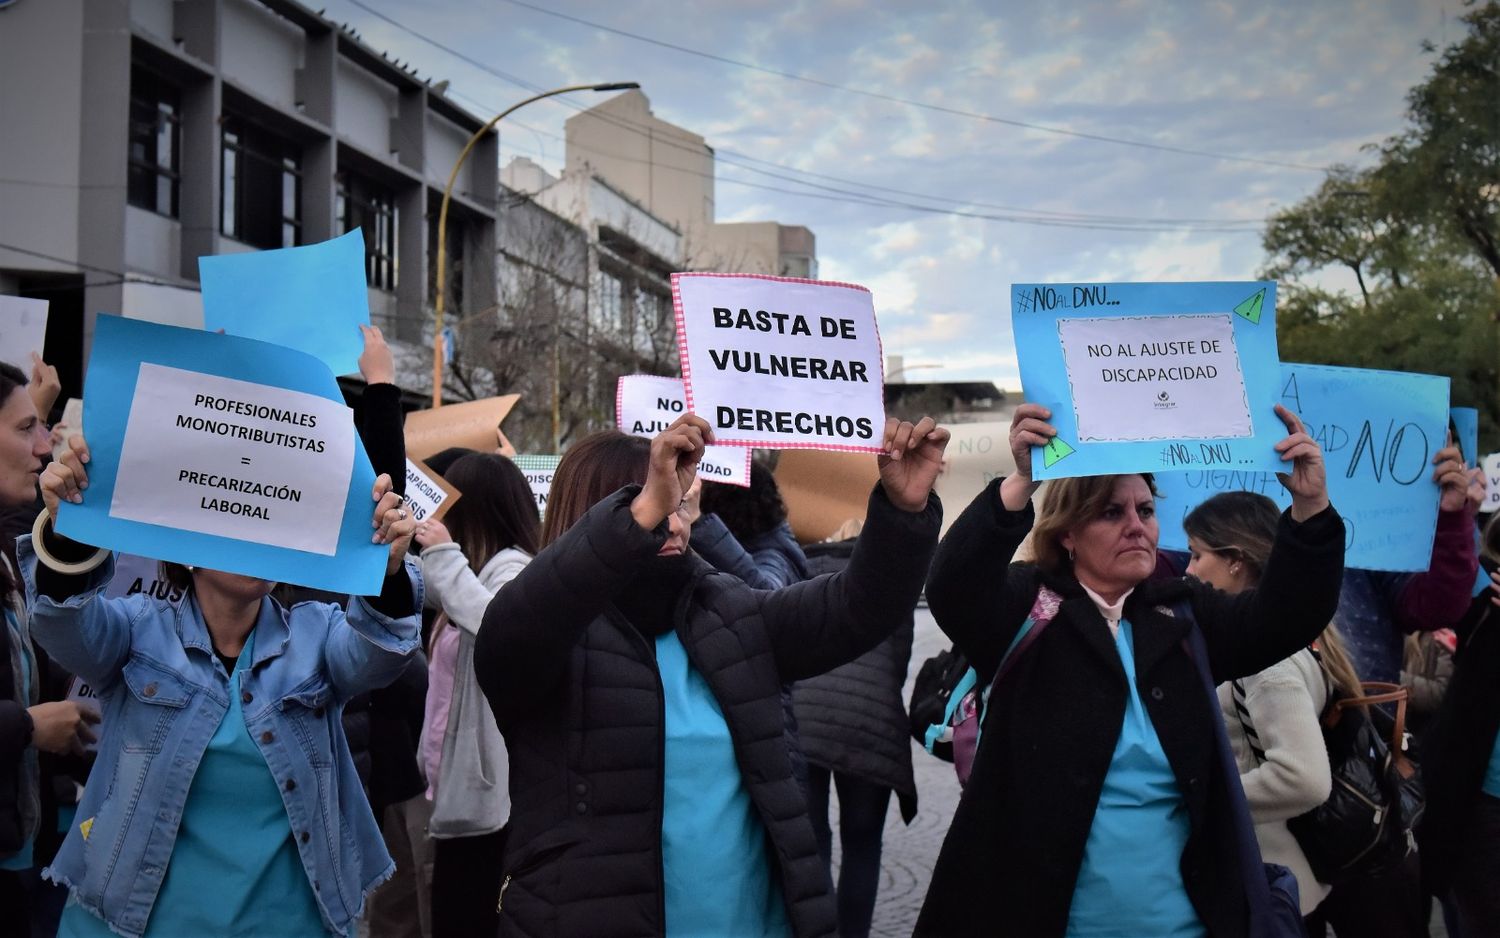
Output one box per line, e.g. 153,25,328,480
1011,281,1285,480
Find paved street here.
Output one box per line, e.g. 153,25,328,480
826,606,959,937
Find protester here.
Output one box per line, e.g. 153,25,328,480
1419,509,1500,934
0,362,97,938
22,430,421,938
474,413,945,937
693,460,812,590
790,519,919,938
415,452,540,937
915,402,1344,937
1183,491,1364,920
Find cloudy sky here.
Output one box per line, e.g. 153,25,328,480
323,0,1454,390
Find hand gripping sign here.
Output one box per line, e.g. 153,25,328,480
1154,362,1450,572
56,316,388,595
616,375,751,487
1012,281,1285,480
673,273,886,453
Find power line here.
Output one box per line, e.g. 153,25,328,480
0,241,200,292
344,0,1270,232
492,0,1331,173
450,89,1263,234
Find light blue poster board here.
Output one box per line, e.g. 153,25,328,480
56,315,388,595
199,229,370,376
1451,406,1478,466
1155,362,1450,572
1012,281,1284,480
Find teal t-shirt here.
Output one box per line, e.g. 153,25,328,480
1482,732,1500,798
1066,620,1206,938
60,631,329,937
656,632,791,938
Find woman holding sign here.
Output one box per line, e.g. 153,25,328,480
474,414,946,938
915,402,1345,938
20,432,421,938
414,452,540,937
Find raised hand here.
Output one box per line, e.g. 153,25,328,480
414,518,454,549
1431,438,1469,513
630,414,712,531
358,324,395,386
371,473,416,574
28,353,61,418
39,433,90,518
1272,404,1329,521
878,416,950,512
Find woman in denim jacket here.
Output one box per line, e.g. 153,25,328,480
18,431,422,938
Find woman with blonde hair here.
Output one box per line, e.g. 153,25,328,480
917,402,1344,937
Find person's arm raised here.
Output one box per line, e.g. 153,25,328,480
474,415,710,727
762,417,946,680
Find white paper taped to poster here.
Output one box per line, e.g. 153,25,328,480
615,374,751,487
109,363,356,556
1483,453,1500,513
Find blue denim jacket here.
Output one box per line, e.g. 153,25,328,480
18,537,423,938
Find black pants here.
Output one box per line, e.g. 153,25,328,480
1304,849,1427,938
1450,793,1500,933
805,764,892,938
431,827,508,938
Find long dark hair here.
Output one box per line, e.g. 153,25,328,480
442,453,541,570
1184,490,1362,697
1,361,32,598
699,459,786,541
540,431,650,547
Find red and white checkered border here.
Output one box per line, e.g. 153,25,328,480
671,272,888,455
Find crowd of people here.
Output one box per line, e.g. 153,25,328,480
1,329,1498,938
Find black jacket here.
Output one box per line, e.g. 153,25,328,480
1418,555,1500,892
475,484,940,938
791,538,918,821
916,479,1344,938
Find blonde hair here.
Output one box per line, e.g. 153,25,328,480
1032,474,1159,574
1315,626,1363,703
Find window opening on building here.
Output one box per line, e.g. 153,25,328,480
338,172,398,291
220,117,302,250
127,66,181,218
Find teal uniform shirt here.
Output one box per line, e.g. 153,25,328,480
1066,619,1206,938
656,632,791,938
60,630,329,937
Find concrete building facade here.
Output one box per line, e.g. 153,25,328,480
560,90,817,278
0,0,499,405
501,157,687,447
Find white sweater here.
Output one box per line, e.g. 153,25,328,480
1217,649,1333,914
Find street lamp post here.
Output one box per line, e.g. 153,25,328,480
431,81,640,408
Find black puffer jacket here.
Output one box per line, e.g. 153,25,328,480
475,484,940,938
791,538,918,821
1419,555,1500,892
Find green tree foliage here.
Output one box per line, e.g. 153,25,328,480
1264,2,1500,450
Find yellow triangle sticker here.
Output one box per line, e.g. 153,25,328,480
79,817,94,841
